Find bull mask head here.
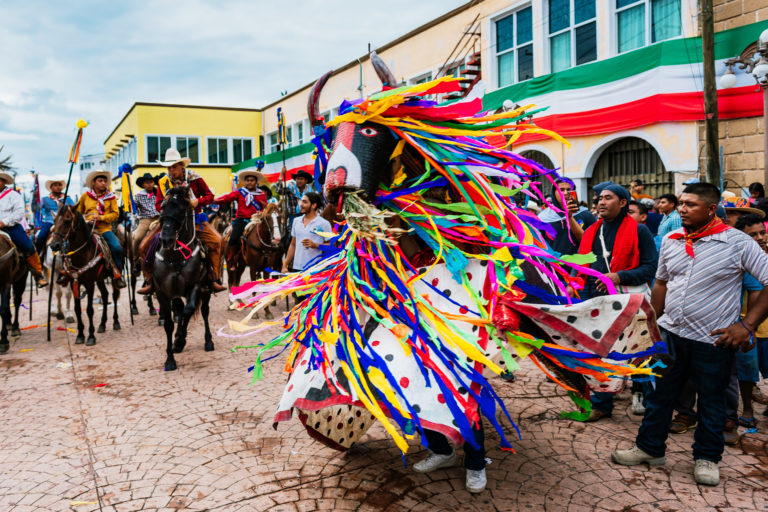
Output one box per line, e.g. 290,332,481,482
307,51,399,201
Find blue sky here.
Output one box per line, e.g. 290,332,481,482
0,0,466,189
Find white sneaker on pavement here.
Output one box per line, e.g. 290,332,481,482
413,450,457,473
465,468,486,493
611,445,666,466
631,392,646,415
693,459,720,486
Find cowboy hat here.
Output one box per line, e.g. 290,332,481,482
135,172,156,187
158,148,191,168
293,170,314,182
258,185,273,199
237,169,267,185
0,172,14,186
45,179,66,192
721,197,766,218
85,169,111,189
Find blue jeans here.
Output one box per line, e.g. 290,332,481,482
636,329,735,463
35,222,52,253
101,230,123,270
2,224,34,255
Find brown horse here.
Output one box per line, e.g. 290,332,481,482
0,234,28,352
225,202,283,318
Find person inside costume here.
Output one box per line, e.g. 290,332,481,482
276,167,315,236
213,170,272,263
0,172,48,287
138,148,226,294
132,172,160,257
74,170,126,289
35,178,74,254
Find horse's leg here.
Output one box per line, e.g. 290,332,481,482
65,287,75,323
159,295,176,371
85,284,96,346
73,290,85,344
148,292,157,316
96,280,108,333
10,277,24,337
201,291,214,352
174,290,198,354
0,287,10,353
172,298,186,353
55,285,65,320
130,258,139,315
112,286,121,331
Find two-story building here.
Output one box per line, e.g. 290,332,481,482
104,103,262,195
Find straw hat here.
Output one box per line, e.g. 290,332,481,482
0,172,15,186
45,179,66,192
237,169,267,186
721,197,766,218
158,148,191,168
85,169,111,189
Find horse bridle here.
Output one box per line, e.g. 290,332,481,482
158,195,198,259
52,209,95,257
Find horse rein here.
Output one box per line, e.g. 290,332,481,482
157,198,199,262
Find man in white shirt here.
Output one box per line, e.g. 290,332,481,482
0,172,47,286
281,192,331,273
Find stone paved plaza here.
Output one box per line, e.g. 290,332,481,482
0,289,766,511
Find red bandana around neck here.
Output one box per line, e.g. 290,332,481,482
578,214,640,272
86,190,115,215
668,217,730,258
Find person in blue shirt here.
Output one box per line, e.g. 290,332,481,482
654,193,682,251
35,179,74,254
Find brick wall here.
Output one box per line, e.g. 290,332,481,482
698,1,767,192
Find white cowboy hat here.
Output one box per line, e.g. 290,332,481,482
85,169,111,189
0,172,14,186
237,169,267,185
45,179,66,192
158,148,191,168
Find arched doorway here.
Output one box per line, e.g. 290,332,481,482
520,149,556,198
589,137,672,199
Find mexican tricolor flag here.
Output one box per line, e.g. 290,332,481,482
232,141,316,185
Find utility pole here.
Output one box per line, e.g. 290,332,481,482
701,0,720,185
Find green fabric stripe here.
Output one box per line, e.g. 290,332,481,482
483,20,768,111
231,141,315,172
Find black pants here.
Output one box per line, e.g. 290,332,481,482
229,218,248,247
424,420,485,470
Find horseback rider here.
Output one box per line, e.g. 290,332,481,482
74,170,127,289
0,172,48,287
132,172,160,257
35,178,74,254
276,167,315,240
213,170,275,264
138,148,226,294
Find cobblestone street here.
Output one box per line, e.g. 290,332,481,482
0,290,766,511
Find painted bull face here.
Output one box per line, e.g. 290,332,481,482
324,121,398,200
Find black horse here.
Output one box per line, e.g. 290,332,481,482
152,186,213,371
49,205,121,346
0,235,28,352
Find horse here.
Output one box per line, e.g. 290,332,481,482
0,234,28,353
49,205,121,346
44,247,75,324
152,186,213,371
120,218,158,319
224,202,282,317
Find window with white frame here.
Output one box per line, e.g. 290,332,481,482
446,62,466,78
269,132,279,153
295,122,305,145
146,135,172,163
232,138,253,164
207,138,229,164
410,72,433,85
549,0,597,73
495,6,534,88
616,0,681,54
176,136,200,163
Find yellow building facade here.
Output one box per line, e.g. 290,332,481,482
104,103,262,195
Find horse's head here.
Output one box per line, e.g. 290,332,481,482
159,186,191,250
309,52,399,202
49,204,81,252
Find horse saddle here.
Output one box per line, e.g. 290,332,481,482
0,232,18,265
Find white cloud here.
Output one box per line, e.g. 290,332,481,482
0,0,466,178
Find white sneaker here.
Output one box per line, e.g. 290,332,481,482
611,445,666,466
631,392,646,415
465,468,486,493
694,459,720,486
413,450,457,473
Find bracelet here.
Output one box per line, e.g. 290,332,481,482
739,319,756,345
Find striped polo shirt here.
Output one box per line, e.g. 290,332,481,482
656,227,768,343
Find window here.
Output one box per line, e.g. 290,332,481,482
446,62,466,78
176,136,199,163
295,122,304,145
147,135,171,163
285,126,293,147
495,7,534,88
232,138,253,164
549,0,597,73
616,0,681,54
269,132,279,153
410,72,433,85
207,138,229,164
